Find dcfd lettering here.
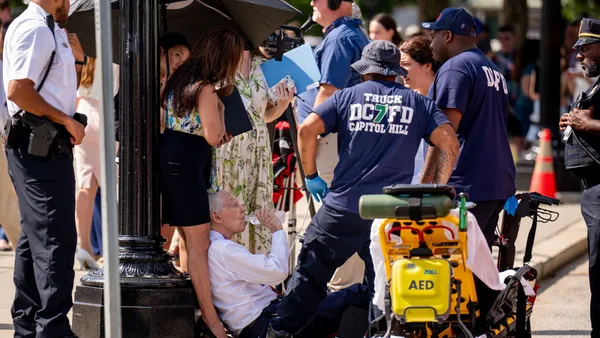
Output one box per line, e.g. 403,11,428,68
482,66,508,94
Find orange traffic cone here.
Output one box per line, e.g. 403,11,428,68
529,128,557,198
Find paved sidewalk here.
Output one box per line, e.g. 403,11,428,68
0,199,587,337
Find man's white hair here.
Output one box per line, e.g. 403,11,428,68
208,191,224,215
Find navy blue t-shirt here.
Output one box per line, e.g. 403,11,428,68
297,17,369,124
428,48,516,202
314,80,450,213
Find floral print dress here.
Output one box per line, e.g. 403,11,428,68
215,55,274,254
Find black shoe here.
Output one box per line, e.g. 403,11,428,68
266,324,293,338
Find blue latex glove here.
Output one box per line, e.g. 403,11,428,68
504,196,518,216
305,175,328,203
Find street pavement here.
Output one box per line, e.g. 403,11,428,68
0,199,590,337
531,255,592,337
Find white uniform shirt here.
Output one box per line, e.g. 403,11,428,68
3,2,77,118
0,60,7,130
208,230,289,334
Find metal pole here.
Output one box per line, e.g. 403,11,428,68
93,0,121,337
539,0,562,134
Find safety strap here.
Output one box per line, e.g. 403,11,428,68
523,212,537,264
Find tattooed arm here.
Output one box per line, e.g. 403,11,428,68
425,123,460,184
420,107,462,183
297,112,327,176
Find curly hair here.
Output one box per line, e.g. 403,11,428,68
400,36,440,73
161,27,244,117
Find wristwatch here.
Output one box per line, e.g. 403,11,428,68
75,55,87,66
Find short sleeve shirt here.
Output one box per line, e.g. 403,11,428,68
314,80,449,213
296,17,369,124
428,48,516,202
3,2,77,118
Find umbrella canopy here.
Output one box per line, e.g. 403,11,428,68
65,0,301,62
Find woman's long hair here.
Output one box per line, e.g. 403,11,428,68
372,13,403,47
79,56,97,89
161,27,244,117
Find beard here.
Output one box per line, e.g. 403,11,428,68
582,60,600,78
55,0,69,25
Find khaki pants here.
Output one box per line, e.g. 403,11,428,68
0,149,21,247
315,133,366,291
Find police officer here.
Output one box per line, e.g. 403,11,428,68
2,0,86,336
559,17,600,338
268,40,460,337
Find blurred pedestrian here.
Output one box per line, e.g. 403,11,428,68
74,56,119,270
369,13,403,47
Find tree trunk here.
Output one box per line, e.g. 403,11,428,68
418,0,449,22
501,0,529,47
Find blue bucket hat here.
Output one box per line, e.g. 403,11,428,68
351,40,407,77
421,8,478,38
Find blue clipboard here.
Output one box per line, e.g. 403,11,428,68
260,43,321,95
219,86,253,137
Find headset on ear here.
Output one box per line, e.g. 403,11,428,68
327,0,342,11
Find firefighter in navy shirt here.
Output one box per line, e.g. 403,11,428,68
421,8,516,247
268,40,460,337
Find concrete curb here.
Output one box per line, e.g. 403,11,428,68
528,219,588,282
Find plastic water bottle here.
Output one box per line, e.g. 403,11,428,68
245,210,286,225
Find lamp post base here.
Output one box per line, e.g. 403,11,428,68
72,285,196,338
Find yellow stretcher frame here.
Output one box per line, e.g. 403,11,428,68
378,215,479,318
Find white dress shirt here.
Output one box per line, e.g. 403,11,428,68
3,2,77,118
208,229,289,334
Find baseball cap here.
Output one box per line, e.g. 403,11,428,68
574,18,600,48
421,8,478,38
351,40,407,77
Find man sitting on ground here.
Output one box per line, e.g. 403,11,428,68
206,190,370,338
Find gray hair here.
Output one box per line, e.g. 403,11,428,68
208,191,224,214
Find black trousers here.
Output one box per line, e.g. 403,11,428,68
581,183,600,338
5,133,77,338
470,199,507,248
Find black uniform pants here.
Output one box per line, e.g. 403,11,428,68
582,183,600,338
5,133,77,338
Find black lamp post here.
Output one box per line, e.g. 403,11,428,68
72,0,196,336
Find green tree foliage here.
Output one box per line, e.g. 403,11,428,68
562,0,600,21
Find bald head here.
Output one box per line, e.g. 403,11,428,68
311,0,354,29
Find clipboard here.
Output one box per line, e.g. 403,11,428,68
219,86,253,137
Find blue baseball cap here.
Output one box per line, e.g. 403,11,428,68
421,8,478,38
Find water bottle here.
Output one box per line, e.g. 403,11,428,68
244,210,286,225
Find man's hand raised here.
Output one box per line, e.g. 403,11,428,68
256,208,283,233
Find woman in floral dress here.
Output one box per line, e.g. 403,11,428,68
216,49,295,254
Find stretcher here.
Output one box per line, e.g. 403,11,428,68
360,184,560,338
